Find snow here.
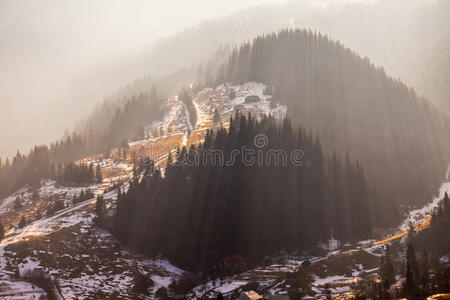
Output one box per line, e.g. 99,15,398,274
153,259,184,276
180,100,193,147
399,167,450,232
145,96,188,138
125,82,288,153
1,84,449,299
439,255,449,264
0,186,31,215
17,259,41,276
0,279,45,299
328,237,340,251
313,275,350,286
194,82,287,122
214,280,248,294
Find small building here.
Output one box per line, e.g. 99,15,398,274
236,290,262,300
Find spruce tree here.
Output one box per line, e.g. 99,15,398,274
405,241,419,296
18,216,26,229
420,248,431,295
443,192,449,215
380,245,395,294
96,165,103,183
213,108,220,124
88,163,95,183
95,195,106,225
14,197,22,211
31,189,39,202
0,221,4,240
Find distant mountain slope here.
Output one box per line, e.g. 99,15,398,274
129,0,450,110
74,0,449,160
407,33,450,111
214,29,450,206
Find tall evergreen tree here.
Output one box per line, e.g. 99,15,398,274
405,241,419,296
0,221,4,240
18,216,26,229
96,164,103,184
379,245,395,298
95,195,106,225
113,114,377,272
213,108,220,124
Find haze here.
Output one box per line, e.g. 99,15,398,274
1,0,448,159
0,0,281,158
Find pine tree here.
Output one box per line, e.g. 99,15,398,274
167,152,173,167
405,241,419,296
95,195,106,225
96,165,103,183
88,163,95,183
18,216,26,228
31,189,39,202
420,248,431,296
323,283,332,300
14,197,22,211
0,221,4,240
443,192,449,215
120,139,129,160
213,108,220,124
380,245,395,295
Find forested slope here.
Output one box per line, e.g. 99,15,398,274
213,29,450,207
114,114,394,272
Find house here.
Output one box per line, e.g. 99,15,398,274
236,290,262,300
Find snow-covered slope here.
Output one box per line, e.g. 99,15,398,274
0,82,447,299
0,157,183,299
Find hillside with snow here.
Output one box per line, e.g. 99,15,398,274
0,82,289,299
0,82,448,299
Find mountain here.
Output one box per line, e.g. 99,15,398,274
129,0,450,110
212,29,449,207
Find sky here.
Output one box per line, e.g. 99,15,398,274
0,0,284,158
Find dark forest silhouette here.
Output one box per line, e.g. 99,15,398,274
211,29,449,208
114,114,392,272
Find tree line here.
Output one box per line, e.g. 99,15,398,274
113,114,394,273
211,28,449,212
0,91,161,199
56,162,102,185
360,193,450,299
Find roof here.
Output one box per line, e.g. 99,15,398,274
238,290,263,300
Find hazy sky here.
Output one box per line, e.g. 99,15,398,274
0,0,284,158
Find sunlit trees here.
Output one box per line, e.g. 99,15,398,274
114,114,376,272
214,29,449,217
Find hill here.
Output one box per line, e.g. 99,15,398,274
212,29,450,209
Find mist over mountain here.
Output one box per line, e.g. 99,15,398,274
0,0,279,158
1,1,450,299
3,0,449,158
211,29,450,206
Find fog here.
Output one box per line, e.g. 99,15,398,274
0,0,281,158
1,0,448,159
